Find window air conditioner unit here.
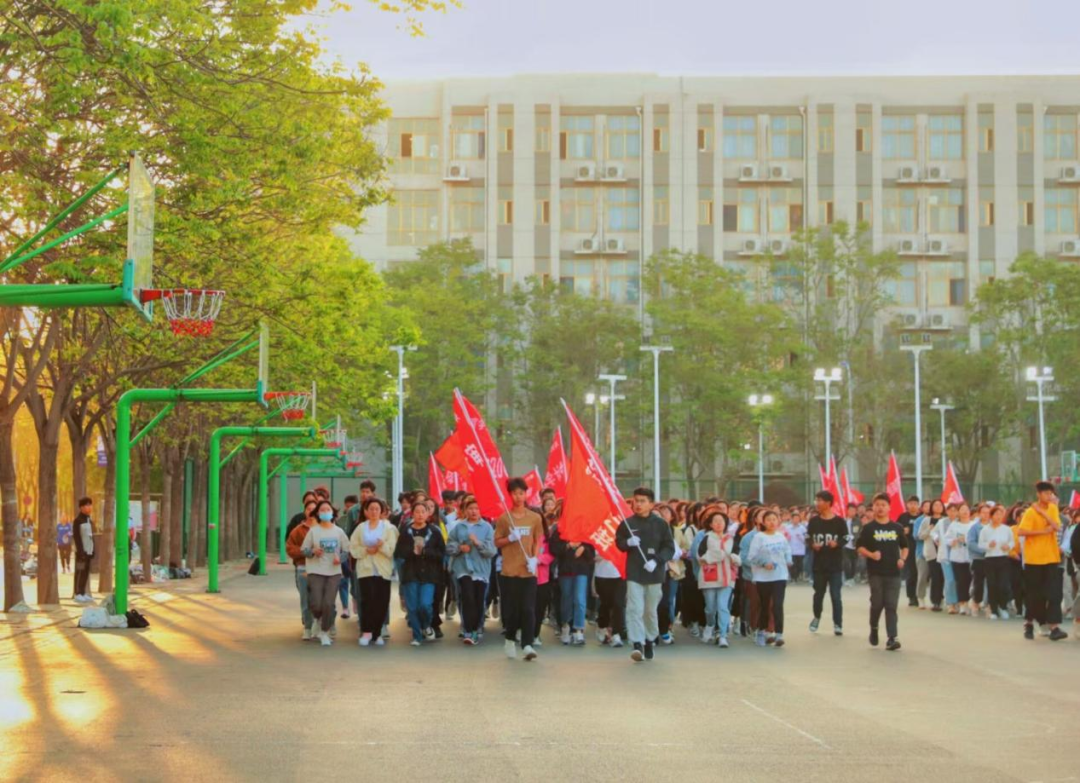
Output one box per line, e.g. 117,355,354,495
897,165,918,182
1061,240,1080,257
769,239,788,255
601,163,626,181
1060,165,1080,183
898,238,919,255
605,237,627,253
576,237,599,253
443,161,469,181
739,163,759,181
927,238,949,255
739,238,763,255
768,164,790,181
928,313,950,330
924,165,950,182
575,163,597,181
897,310,921,329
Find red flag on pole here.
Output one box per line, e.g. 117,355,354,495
828,457,847,517
839,467,864,507
544,428,569,499
940,461,965,505
523,469,544,507
886,451,905,521
452,390,511,521
560,400,629,578
444,469,467,492
819,463,830,491
459,394,509,486
428,453,445,501
1069,490,1080,510
434,431,469,478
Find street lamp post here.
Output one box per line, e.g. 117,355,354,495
930,397,955,485
1026,366,1056,479
389,345,416,506
585,392,600,447
813,367,842,467
749,394,774,503
598,374,627,479
900,341,932,500
641,345,674,497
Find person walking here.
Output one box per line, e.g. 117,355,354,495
493,477,544,661
945,503,975,615
979,504,1015,620
57,518,73,574
336,494,359,620
550,518,596,646
446,494,496,646
72,498,95,603
349,497,398,647
301,500,350,647
286,500,319,640
747,510,793,647
857,493,909,651
1017,481,1068,641
896,496,921,607
807,490,847,635
696,508,739,648
920,500,947,611
394,500,447,647
616,487,676,663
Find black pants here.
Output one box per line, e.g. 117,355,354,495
73,555,92,596
984,557,1011,614
657,576,672,635
680,573,705,626
904,552,918,602
60,546,72,571
952,562,972,603
791,555,804,583
595,576,627,637
843,549,857,581
971,559,986,604
756,580,786,634
869,574,901,639
534,580,553,637
1023,563,1064,626
929,560,945,607
358,576,391,636
458,575,487,634
812,569,843,626
486,559,501,610
501,576,537,646
1009,558,1024,615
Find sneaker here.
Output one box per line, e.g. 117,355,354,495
410,639,422,647
572,630,585,646
463,633,475,646
1023,624,1035,640
834,625,843,636
644,641,654,660
433,627,444,640
319,632,332,647
754,631,766,647
1049,627,1068,642
504,639,516,659
959,606,969,616
374,637,385,646
596,628,608,644
423,627,436,641
302,627,313,641
718,636,729,648
446,601,457,619
931,605,943,612
523,645,538,661
689,623,701,638
469,632,480,645
340,612,349,619
660,632,674,646
611,633,624,648
765,634,776,646
381,624,390,640
908,600,919,607
532,637,543,648
809,617,820,633
560,625,571,645
491,601,500,620
774,634,785,648
631,643,644,662
701,626,714,644
359,633,372,647
998,610,1010,620
988,614,998,621
869,628,879,647
1039,625,1051,638
329,625,337,639
885,638,901,651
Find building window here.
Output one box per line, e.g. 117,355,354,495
451,115,486,160
560,258,597,297
498,258,513,294
560,187,596,232
1044,114,1078,160
979,187,995,227
882,187,918,233
388,118,440,174
768,187,803,233
927,261,966,307
606,188,640,232
536,186,550,225
605,115,641,160
560,116,595,160
769,115,803,159
1017,110,1034,154
723,188,759,233
698,187,714,226
817,112,834,154
857,186,872,227
722,116,757,159
818,186,834,225
979,259,996,285
882,115,916,159
1045,187,1078,233
605,260,641,304
884,262,917,305
536,115,551,153
498,186,513,225
698,124,714,153
498,113,514,153
929,188,965,233
855,111,872,153
978,111,995,153
653,113,669,153
449,186,484,232
387,189,439,246
653,186,669,225
1019,186,1035,226
928,114,964,160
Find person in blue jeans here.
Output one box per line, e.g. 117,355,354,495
393,501,446,646
549,521,595,645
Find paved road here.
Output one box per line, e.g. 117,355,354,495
1,562,1077,782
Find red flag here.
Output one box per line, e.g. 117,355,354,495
452,390,510,520
523,469,544,507
940,461,965,505
428,453,445,501
839,467,864,507
544,428,569,499
434,430,469,478
886,451,905,521
459,394,509,486
828,457,847,517
444,469,467,492
1069,490,1080,510
819,463,830,491
561,400,629,578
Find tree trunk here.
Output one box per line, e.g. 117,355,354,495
35,437,61,605
159,447,173,574
68,425,88,502
98,441,116,594
0,420,26,610
170,450,184,569
139,448,153,578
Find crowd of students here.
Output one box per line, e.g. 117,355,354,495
281,478,1080,660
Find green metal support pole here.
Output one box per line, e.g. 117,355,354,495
207,426,314,591
258,448,343,576
114,387,261,614
0,203,129,274
278,462,290,564
182,458,194,562
0,285,129,309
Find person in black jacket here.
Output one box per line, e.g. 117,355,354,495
616,487,676,663
72,497,95,603
393,501,446,646
549,522,595,646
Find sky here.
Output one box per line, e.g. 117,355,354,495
301,0,1080,80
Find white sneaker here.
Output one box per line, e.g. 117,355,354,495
988,614,998,621
689,623,701,638
319,632,332,647
998,610,1009,620
701,626,715,644
423,627,436,641
375,637,385,646
504,639,517,659
359,633,371,647
611,633,624,648
491,601,500,620
718,636,730,648
571,630,585,646
596,628,608,644
446,601,457,619
381,624,390,640
959,606,969,616
560,625,571,645
523,645,538,661
302,627,313,641
329,625,338,639
1040,625,1051,637
410,639,421,647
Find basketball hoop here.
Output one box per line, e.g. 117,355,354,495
344,449,364,469
141,289,225,337
264,391,312,421
322,426,346,449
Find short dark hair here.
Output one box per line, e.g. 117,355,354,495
441,490,457,502
314,485,330,499
302,491,317,502
906,495,920,503
540,487,556,498
361,497,388,515
506,477,528,493
632,486,655,502
1035,480,1055,493
343,495,359,505
78,496,93,508
815,490,834,504
360,480,376,493
872,492,890,505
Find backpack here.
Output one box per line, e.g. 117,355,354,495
247,558,261,575
125,609,150,628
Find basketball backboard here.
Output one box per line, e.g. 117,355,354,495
125,153,155,320
257,320,270,404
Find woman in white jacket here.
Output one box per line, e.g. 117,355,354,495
944,503,975,614
696,507,740,648
920,500,946,611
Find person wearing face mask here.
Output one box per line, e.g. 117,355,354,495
72,497,95,603
300,500,351,647
286,499,320,640
349,497,399,647
393,500,447,646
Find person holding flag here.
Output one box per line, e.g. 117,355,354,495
493,477,544,661
616,487,676,663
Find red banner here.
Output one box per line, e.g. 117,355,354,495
544,428,569,499
560,400,628,578
428,453,445,501
523,469,544,507
444,469,467,493
452,390,510,521
434,431,469,478
827,457,847,517
839,467,864,507
886,451,905,521
460,394,509,486
941,461,965,505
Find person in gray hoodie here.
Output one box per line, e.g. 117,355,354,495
445,494,497,645
616,486,676,663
